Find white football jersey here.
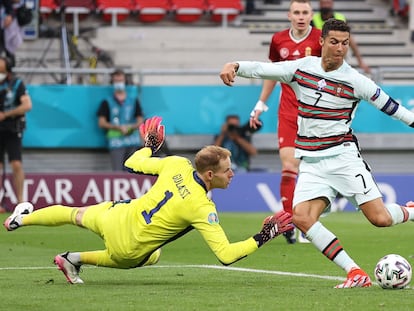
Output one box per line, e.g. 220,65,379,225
237,57,414,157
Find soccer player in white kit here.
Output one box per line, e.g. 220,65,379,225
220,18,414,288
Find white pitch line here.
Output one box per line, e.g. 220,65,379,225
0,264,343,281
0,266,56,270
0,264,376,285
152,264,345,281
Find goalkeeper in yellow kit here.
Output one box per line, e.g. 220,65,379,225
3,117,293,284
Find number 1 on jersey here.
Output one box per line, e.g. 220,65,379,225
142,190,173,224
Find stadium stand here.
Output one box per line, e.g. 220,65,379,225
207,0,244,26
12,0,414,173
171,0,207,23
96,0,134,26
39,0,59,17
134,0,170,23
58,0,96,36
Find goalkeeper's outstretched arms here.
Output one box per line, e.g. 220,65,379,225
139,116,165,154
202,210,294,266
124,116,166,174
253,210,294,248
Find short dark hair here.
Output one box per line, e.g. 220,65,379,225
225,114,240,122
0,56,13,72
111,68,125,76
321,18,350,38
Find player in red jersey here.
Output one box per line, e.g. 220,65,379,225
249,0,321,244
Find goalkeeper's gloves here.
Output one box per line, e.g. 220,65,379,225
253,210,294,247
139,116,165,154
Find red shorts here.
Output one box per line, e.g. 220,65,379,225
277,113,297,149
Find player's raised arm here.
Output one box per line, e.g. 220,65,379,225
124,116,166,174
139,116,165,153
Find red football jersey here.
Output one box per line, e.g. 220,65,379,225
269,27,322,117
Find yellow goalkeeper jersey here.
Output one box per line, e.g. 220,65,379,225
121,147,258,265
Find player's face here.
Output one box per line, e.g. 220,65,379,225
320,30,350,71
288,2,313,32
211,157,234,189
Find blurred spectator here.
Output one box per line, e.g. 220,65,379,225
214,115,257,172
245,0,255,14
0,56,32,212
312,0,371,74
391,0,409,18
0,0,16,67
97,69,144,171
245,0,261,15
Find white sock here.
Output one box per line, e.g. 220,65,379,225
307,221,358,273
67,252,81,265
385,203,409,225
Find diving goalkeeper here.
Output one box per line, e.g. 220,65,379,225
3,116,293,284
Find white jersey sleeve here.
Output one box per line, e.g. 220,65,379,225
354,74,414,127
236,59,303,84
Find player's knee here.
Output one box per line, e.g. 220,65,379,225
281,162,299,172
292,212,312,231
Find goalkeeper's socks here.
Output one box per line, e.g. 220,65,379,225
22,205,78,226
307,221,357,272
66,252,82,266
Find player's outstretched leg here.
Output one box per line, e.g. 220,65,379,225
334,268,372,288
54,252,84,284
3,202,34,231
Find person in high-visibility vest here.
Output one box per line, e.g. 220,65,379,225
312,0,371,74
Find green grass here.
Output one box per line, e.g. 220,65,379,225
1,212,413,311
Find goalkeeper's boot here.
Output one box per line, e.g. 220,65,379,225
54,252,84,284
283,228,296,244
142,249,162,267
3,202,34,231
334,268,372,288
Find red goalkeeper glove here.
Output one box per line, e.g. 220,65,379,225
253,210,294,247
139,116,165,154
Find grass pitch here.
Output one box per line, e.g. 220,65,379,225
1,212,413,311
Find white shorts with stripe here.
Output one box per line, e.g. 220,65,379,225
293,149,382,210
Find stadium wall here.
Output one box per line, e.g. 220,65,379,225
24,84,414,149
0,172,412,213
